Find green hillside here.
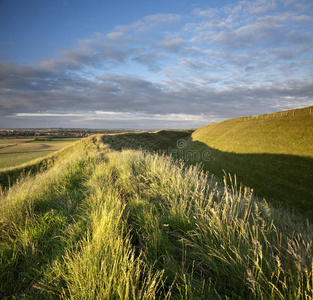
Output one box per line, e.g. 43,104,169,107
1,131,313,299
185,106,313,213
193,106,313,156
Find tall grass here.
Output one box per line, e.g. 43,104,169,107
0,136,105,298
100,150,313,299
52,168,165,299
1,135,312,299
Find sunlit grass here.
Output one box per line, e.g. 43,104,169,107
193,106,313,157
1,132,312,299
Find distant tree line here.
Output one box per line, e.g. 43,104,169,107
0,129,133,138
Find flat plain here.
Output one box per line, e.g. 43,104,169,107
0,138,80,169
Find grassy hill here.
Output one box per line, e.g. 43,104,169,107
180,106,313,214
1,130,313,299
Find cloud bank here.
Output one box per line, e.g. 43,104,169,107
0,0,312,128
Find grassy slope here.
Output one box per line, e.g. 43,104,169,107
192,106,313,156
1,130,313,299
187,106,313,213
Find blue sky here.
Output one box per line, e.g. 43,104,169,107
0,0,312,129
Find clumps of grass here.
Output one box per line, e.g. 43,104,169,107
0,136,106,298
84,149,313,299
0,135,312,299
52,172,165,299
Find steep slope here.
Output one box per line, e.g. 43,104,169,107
186,106,313,213
193,106,313,157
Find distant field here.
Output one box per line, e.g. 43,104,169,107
0,138,33,147
0,138,80,169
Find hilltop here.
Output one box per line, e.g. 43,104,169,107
185,106,313,213
193,106,313,157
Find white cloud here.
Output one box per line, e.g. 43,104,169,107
16,113,85,117
1,0,312,128
157,37,185,53
292,15,312,22
131,53,165,72
192,8,219,19
113,13,182,34
105,31,129,41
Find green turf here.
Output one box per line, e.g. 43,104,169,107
192,107,313,157
181,106,313,214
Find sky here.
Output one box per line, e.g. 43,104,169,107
0,0,312,129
